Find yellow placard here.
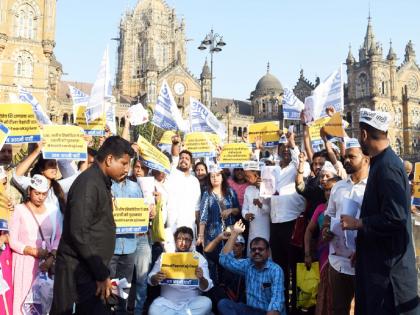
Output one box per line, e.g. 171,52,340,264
159,131,177,145
113,198,149,233
75,105,106,136
413,183,420,206
161,252,199,285
219,143,252,168
184,132,220,158
41,125,87,160
323,113,345,137
247,121,280,145
414,162,420,183
308,116,331,143
0,103,41,144
138,135,171,174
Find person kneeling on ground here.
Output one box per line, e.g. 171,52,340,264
147,226,213,315
218,220,286,315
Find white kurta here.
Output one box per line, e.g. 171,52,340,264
242,185,271,256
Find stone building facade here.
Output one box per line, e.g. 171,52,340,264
345,17,420,159
0,0,62,119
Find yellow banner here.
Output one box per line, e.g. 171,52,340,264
323,113,345,137
0,103,41,143
75,105,106,136
159,131,177,145
41,125,87,160
137,135,171,174
219,143,252,168
247,121,280,146
184,132,220,158
413,183,420,206
414,162,420,183
0,123,9,150
308,116,331,143
113,198,149,233
161,252,199,285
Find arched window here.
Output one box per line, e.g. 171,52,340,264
346,112,352,127
120,117,126,128
63,113,69,125
243,127,247,134
15,50,33,78
15,4,37,39
395,138,402,156
70,114,74,124
116,117,120,127
238,127,242,137
233,126,237,136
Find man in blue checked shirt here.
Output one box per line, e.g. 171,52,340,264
218,220,286,315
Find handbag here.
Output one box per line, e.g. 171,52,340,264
296,262,320,309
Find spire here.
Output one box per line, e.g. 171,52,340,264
404,40,416,63
346,44,355,64
267,62,270,74
387,39,397,61
200,58,211,80
363,14,377,54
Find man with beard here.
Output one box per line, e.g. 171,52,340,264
147,226,213,315
322,138,369,315
51,136,134,315
166,150,201,250
218,220,286,315
341,108,419,315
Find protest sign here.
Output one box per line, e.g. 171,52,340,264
75,105,106,136
41,125,87,160
137,135,171,174
128,103,149,126
282,88,304,120
323,112,345,137
308,116,331,146
184,132,220,158
137,177,155,205
113,198,149,234
247,121,280,147
413,183,420,207
159,131,177,145
414,162,420,183
219,143,251,168
160,252,199,286
0,123,9,151
260,166,277,197
0,103,41,144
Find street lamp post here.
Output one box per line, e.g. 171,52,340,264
198,29,226,110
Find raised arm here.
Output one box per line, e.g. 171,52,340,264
15,142,42,176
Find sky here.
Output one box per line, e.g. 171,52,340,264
55,0,420,101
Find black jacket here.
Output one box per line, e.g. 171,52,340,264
51,162,116,313
356,147,419,314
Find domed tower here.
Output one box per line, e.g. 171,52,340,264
250,63,284,122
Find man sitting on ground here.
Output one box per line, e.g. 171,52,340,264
148,226,213,315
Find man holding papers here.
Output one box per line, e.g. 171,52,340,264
148,226,213,315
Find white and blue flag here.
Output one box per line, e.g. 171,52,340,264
282,88,304,120
86,47,112,123
189,97,226,140
152,80,186,131
69,85,89,106
18,86,51,125
303,66,344,123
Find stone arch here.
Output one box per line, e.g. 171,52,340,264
232,126,237,137
14,50,33,78
62,113,69,125
12,1,41,40
238,127,242,137
120,117,126,127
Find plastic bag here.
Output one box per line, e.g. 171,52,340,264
22,272,54,315
296,262,320,309
151,201,165,242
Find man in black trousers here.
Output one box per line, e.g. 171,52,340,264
51,136,135,315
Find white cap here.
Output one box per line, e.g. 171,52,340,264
242,161,263,171
29,174,49,193
321,161,338,177
345,137,361,150
236,235,245,244
208,164,223,174
0,166,6,181
359,108,391,132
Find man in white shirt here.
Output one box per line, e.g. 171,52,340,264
323,138,369,315
270,132,310,311
148,226,213,315
165,150,201,251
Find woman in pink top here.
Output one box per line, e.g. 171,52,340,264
9,175,62,315
227,168,249,209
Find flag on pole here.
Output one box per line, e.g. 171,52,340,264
282,88,304,120
105,101,117,135
189,97,226,140
86,47,112,123
18,86,51,125
303,66,344,123
152,80,187,131
68,85,89,118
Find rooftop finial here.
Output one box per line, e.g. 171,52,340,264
267,62,270,74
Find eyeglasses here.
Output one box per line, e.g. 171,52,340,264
176,237,193,243
250,247,266,253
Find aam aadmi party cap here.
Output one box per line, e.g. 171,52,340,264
0,219,8,231
242,161,264,171
208,163,223,174
359,108,391,132
344,137,361,150
29,174,49,193
321,161,338,176
236,235,246,244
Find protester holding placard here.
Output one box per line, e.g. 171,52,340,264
148,226,213,315
9,174,61,314
198,165,239,283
